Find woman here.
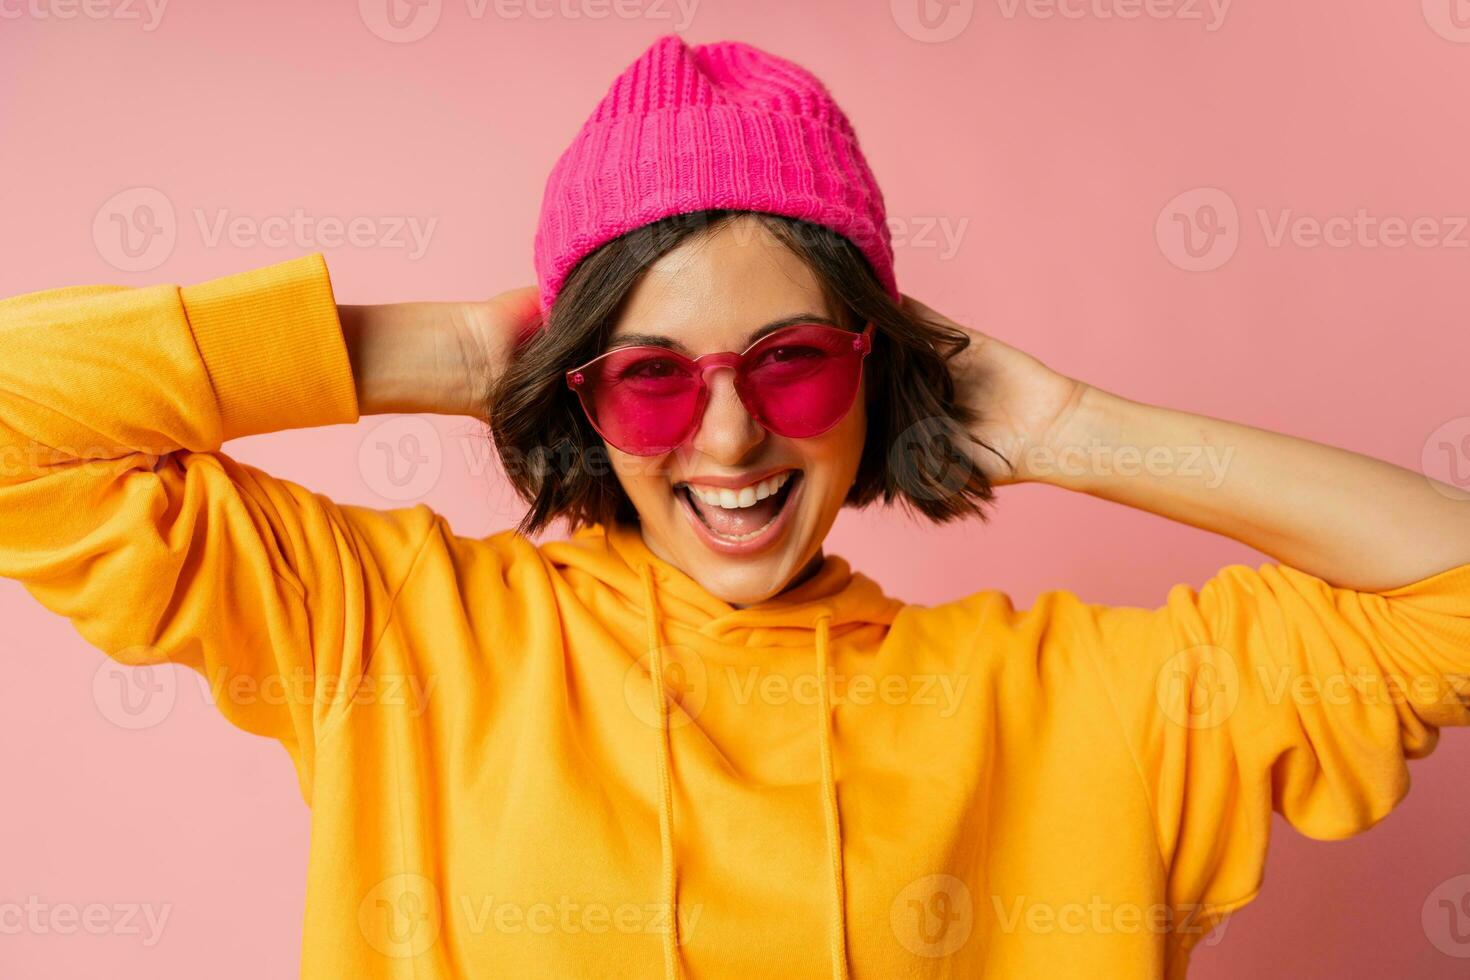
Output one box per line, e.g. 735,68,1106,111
3,33,1468,980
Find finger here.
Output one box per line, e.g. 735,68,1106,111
490,286,544,345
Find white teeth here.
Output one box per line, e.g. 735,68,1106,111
709,523,771,543
681,471,792,509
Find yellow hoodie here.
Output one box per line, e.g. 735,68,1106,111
3,254,1469,980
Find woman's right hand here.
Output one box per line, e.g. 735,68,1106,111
341,286,542,418
458,286,543,407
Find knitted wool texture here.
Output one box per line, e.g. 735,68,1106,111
533,34,899,317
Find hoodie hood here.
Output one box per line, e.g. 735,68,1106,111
539,521,905,979
542,520,905,645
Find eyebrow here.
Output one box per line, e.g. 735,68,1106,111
607,313,844,355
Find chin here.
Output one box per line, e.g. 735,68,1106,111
687,554,803,607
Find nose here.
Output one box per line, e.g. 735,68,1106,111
687,367,765,464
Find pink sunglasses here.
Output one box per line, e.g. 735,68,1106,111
565,322,875,456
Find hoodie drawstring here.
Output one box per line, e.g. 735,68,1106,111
638,563,849,980
640,562,681,980
814,612,850,979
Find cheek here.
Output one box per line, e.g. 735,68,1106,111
803,399,868,499
608,446,675,511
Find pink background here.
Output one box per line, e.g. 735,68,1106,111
3,1,1469,976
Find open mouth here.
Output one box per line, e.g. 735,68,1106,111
673,470,802,544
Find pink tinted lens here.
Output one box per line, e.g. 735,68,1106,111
581,348,702,454
740,326,865,438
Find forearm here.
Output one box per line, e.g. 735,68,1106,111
338,302,487,417
0,255,355,467
1033,386,1470,591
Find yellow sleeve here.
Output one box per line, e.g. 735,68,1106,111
1086,560,1470,946
0,254,438,796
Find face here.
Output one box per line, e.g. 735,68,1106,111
598,216,867,607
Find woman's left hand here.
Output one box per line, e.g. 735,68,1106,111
906,296,1470,590
903,295,1086,486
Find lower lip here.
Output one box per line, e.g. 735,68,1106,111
676,474,803,557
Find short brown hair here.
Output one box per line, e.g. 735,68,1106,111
488,210,998,535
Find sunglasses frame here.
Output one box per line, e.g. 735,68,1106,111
565,322,876,456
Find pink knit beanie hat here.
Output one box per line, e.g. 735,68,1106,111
533,34,899,318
